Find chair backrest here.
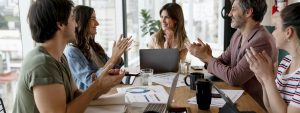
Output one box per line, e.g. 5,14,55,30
0,98,6,113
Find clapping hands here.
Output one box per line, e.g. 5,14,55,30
94,64,125,97
111,34,133,62
185,38,212,63
245,47,276,83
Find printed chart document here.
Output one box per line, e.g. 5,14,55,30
187,89,244,107
85,93,127,113
117,85,169,104
151,72,186,87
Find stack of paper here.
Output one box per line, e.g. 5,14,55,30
117,85,169,104
187,89,244,107
89,93,126,105
151,72,186,87
85,105,127,113
85,93,127,113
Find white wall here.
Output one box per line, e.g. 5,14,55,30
261,0,300,26
19,0,34,57
261,0,274,26
289,0,300,4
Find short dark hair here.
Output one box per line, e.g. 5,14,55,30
238,0,267,22
281,3,300,38
28,0,74,43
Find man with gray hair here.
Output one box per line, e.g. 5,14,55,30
186,0,277,108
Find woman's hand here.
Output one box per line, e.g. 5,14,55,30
163,29,175,48
245,47,275,83
111,35,133,63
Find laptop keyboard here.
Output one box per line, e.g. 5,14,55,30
144,103,166,113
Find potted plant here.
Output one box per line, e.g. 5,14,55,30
140,9,160,37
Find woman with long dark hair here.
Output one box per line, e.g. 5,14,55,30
148,3,189,60
64,5,132,90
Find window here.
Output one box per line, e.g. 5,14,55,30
0,0,22,112
90,0,118,58
125,0,224,66
177,0,224,66
126,0,172,66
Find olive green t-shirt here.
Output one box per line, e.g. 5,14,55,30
13,46,73,113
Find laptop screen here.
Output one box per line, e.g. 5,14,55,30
140,49,179,73
212,83,240,113
166,71,180,109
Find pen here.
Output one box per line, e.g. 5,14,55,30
154,94,160,101
144,95,150,102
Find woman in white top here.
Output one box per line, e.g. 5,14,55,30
148,3,189,60
245,3,300,113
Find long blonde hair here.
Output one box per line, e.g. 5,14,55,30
156,3,187,49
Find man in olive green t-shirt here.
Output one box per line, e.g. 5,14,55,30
13,0,125,113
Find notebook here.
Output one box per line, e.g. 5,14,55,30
140,49,179,73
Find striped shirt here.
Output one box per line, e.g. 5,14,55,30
276,55,300,108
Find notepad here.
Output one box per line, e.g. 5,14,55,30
188,89,244,107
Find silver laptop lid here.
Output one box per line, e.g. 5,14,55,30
140,49,179,73
212,83,240,112
165,70,180,110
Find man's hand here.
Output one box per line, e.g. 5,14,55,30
185,38,213,63
94,64,125,98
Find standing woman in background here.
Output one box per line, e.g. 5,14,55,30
148,3,189,60
246,3,300,113
64,5,132,90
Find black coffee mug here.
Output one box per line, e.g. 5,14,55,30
196,79,212,110
184,72,204,90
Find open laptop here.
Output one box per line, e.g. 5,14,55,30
212,84,255,113
144,71,180,113
129,70,180,113
140,49,179,73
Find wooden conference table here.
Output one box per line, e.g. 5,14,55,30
170,81,265,113
169,69,265,113
96,68,265,113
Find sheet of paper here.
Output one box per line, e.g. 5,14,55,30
85,105,127,113
117,85,169,104
89,93,126,106
151,72,186,87
187,89,244,107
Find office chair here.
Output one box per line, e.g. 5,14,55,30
0,97,6,113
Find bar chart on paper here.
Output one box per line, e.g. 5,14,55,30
117,85,169,104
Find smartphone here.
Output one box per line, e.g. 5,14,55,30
212,93,222,98
191,66,203,70
122,73,139,85
168,107,188,113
